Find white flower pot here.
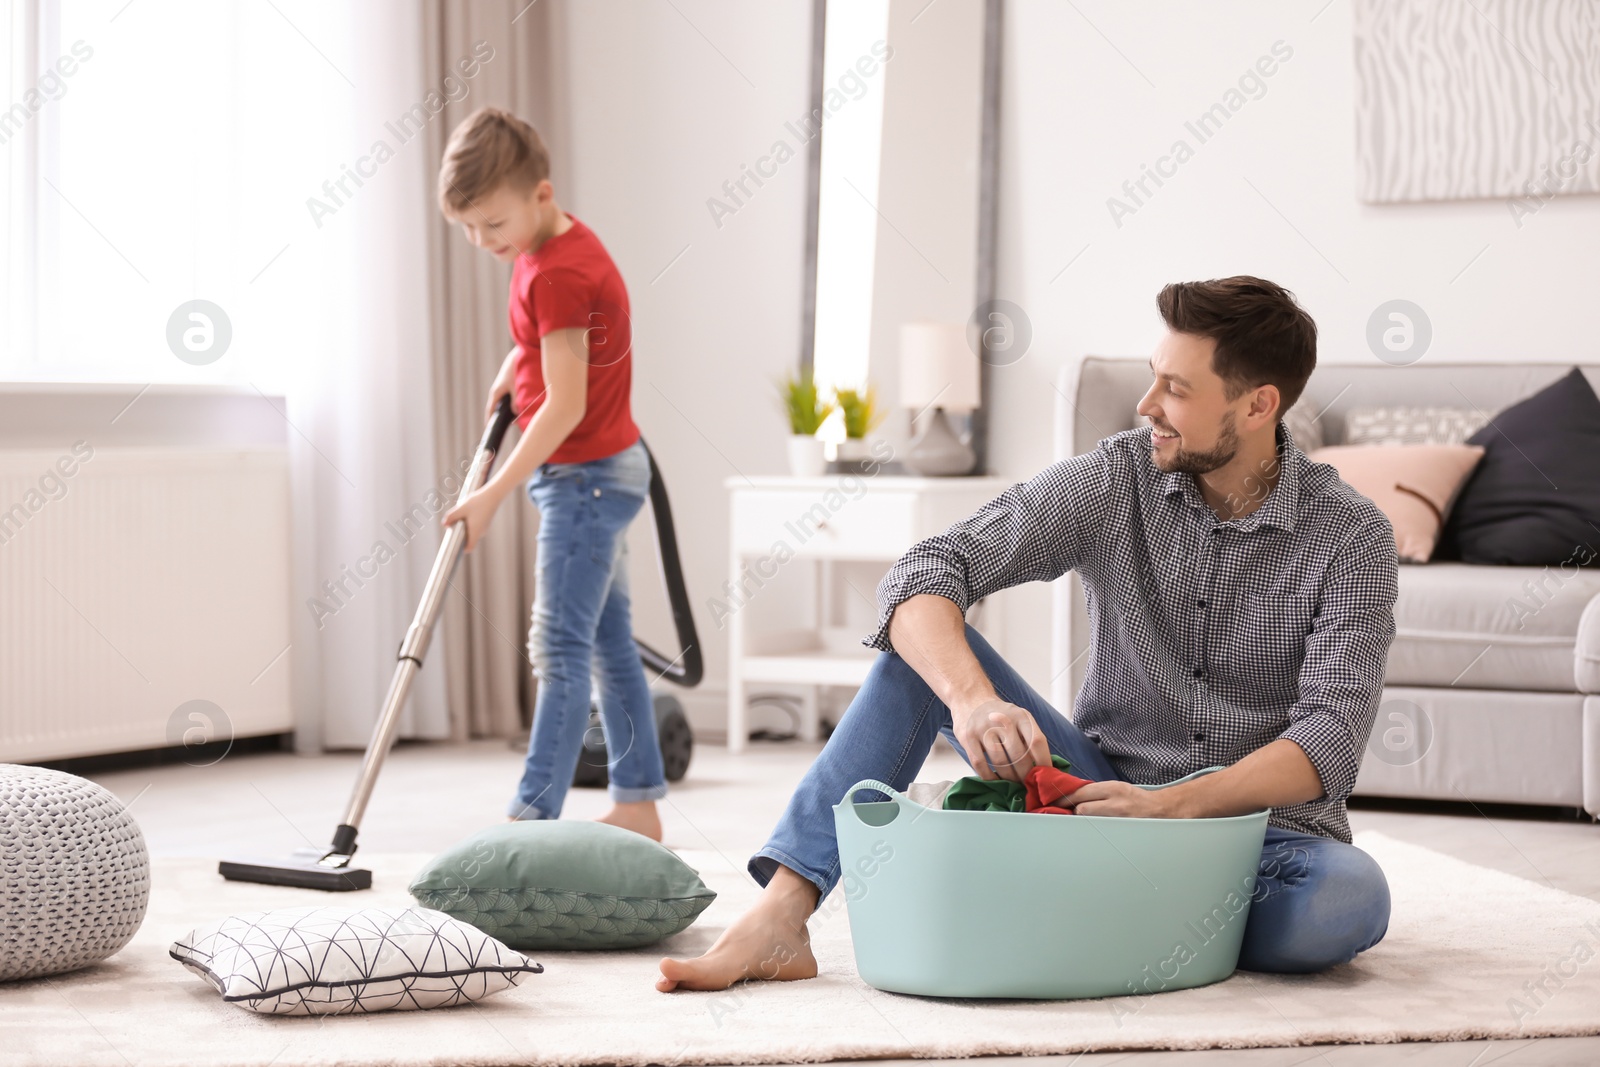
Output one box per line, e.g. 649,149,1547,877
787,434,827,477
836,438,869,462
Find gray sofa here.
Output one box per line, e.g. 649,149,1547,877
1051,356,1600,820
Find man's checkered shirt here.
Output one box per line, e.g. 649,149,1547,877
864,422,1399,843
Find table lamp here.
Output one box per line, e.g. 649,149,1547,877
899,322,980,476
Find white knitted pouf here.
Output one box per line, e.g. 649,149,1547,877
0,764,150,981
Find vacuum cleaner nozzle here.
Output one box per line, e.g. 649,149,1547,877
218,852,372,892
219,824,372,892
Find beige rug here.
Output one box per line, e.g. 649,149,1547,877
5,831,1600,1065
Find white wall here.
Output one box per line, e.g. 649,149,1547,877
553,0,813,735
551,0,1600,730
989,0,1600,688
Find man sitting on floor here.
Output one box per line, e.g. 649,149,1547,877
658,276,1399,991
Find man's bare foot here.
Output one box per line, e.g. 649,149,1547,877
657,866,820,991
595,800,663,842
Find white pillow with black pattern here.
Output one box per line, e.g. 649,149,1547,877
1342,406,1489,447
170,905,542,1015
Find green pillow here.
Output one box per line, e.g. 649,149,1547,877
408,821,716,950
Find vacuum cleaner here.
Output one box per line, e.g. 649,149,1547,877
219,396,703,891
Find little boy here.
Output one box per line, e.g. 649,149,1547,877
436,106,667,840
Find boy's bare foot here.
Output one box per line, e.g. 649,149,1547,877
595,800,663,842
657,866,820,991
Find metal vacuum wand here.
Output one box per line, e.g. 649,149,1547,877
219,392,715,892
321,394,518,868
218,396,518,891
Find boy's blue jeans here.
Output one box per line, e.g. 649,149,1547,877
508,436,668,819
749,624,1392,975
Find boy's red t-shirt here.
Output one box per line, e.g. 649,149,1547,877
507,216,639,462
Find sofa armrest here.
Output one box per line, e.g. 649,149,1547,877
1052,360,1084,714
1578,591,1600,695
1051,356,1149,712
1053,360,1085,464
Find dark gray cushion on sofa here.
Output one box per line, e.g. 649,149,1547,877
1438,368,1600,567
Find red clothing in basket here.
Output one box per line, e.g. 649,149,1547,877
1024,762,1095,815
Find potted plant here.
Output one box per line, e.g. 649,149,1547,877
832,384,885,469
778,369,832,477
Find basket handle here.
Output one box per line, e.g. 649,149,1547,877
837,778,907,811
1135,764,1227,791
842,767,1225,807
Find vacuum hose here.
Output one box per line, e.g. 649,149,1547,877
635,436,703,688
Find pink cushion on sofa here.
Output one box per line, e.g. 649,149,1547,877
1309,445,1486,563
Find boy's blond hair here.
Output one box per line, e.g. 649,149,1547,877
437,107,549,217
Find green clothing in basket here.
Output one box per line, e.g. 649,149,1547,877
942,755,1074,812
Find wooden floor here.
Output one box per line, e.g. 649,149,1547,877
84,735,1600,1066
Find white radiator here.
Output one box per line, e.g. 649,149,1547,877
0,446,293,762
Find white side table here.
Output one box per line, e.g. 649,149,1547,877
723,474,1009,753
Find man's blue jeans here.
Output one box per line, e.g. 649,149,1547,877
749,624,1391,974
508,437,668,820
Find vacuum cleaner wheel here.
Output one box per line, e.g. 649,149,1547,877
655,694,693,783
571,710,611,789
570,692,694,789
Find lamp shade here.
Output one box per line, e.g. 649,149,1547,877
899,322,980,411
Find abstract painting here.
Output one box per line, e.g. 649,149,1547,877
1352,0,1600,203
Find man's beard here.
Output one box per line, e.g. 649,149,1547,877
1152,410,1239,474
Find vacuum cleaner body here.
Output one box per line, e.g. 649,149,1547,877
220,397,701,891
570,691,694,789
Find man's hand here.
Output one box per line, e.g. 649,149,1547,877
441,483,507,552
486,347,519,423
950,696,1052,783
1065,779,1183,818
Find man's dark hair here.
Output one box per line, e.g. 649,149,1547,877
1156,276,1317,414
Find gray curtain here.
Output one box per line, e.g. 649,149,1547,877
421,0,572,740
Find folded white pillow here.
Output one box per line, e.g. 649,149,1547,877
170,904,542,1015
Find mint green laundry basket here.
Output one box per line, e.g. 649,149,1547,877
832,766,1269,999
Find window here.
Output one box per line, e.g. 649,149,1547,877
2,0,350,393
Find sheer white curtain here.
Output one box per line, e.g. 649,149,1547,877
3,0,449,749
280,0,451,750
